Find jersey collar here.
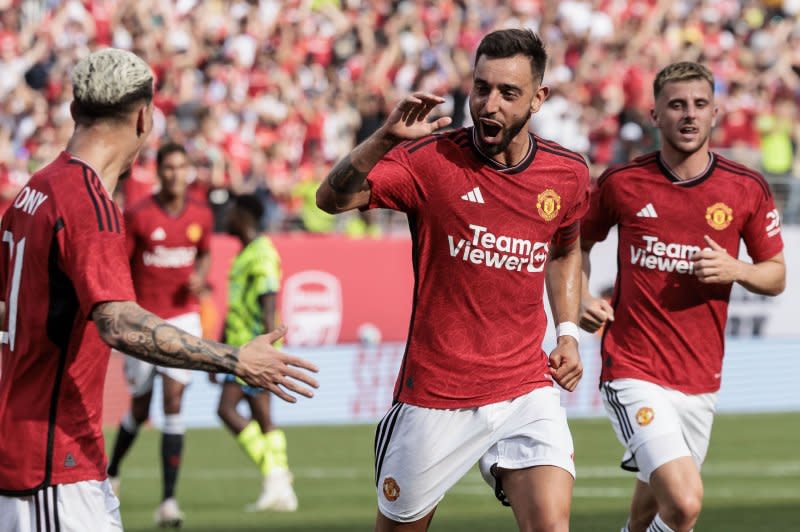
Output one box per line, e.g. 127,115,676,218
468,127,537,175
656,152,716,187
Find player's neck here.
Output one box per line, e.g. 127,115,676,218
157,192,185,215
239,228,259,247
66,131,134,193
491,133,531,167
659,146,712,181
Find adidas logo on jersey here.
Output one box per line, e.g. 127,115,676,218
636,203,658,218
151,227,167,241
460,187,485,204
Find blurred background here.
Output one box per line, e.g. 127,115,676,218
1,0,798,530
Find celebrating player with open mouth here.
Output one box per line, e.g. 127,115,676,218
318,28,590,532
580,62,786,532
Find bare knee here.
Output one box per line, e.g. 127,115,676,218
661,489,703,531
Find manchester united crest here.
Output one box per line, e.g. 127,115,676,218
705,202,733,231
636,407,655,427
536,189,561,222
382,477,400,501
186,223,203,243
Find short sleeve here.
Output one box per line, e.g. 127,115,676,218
366,145,426,212
741,182,784,262
580,172,620,244
60,184,136,316
250,245,281,295
553,164,590,246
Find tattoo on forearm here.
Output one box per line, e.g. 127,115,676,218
94,301,239,373
327,155,368,194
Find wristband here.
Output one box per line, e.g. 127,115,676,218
556,321,580,343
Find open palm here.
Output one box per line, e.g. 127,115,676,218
383,91,453,140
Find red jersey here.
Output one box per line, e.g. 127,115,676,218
367,128,590,408
0,152,136,494
125,196,212,319
582,152,784,393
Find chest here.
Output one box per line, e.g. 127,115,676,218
136,211,204,250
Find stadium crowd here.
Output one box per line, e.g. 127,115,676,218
1,0,800,231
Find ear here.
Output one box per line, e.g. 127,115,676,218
69,101,79,121
649,107,658,127
136,106,145,137
531,84,550,113
711,104,719,128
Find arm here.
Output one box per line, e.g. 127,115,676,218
579,238,615,332
259,292,277,333
93,300,318,402
187,249,211,295
316,92,452,214
692,236,786,296
544,236,584,392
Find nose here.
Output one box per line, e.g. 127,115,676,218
483,89,501,114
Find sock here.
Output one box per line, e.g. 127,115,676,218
236,420,267,468
647,514,679,532
261,429,288,476
107,412,141,477
161,432,184,501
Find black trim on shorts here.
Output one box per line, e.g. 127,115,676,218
374,404,403,486
603,383,634,442
43,486,51,532
34,490,42,531
490,464,511,507
52,485,61,532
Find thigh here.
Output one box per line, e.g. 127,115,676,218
478,386,575,506
123,355,157,398
374,403,493,524
500,466,573,532
602,379,689,481
675,391,717,467
157,313,202,386
0,481,123,532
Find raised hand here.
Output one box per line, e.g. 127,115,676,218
692,235,739,285
381,92,453,141
234,326,320,403
580,295,614,333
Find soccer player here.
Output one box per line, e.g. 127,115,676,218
317,29,589,532
213,194,297,512
580,62,786,532
0,48,318,532
106,141,213,527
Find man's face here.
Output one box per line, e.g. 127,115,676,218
651,79,718,156
469,54,548,156
157,151,190,201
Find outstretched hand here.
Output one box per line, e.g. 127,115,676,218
381,92,453,141
692,235,739,285
234,326,319,403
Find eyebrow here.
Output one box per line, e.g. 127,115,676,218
474,79,523,93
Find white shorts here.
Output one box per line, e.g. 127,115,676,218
602,378,717,483
0,480,122,532
122,312,201,397
374,386,575,523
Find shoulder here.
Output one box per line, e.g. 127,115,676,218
596,152,659,188
125,196,156,217
535,136,589,171
392,128,471,160
712,153,772,197
186,197,213,217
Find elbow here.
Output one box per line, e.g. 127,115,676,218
315,186,340,214
770,278,786,296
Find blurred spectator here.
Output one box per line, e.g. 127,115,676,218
2,0,800,226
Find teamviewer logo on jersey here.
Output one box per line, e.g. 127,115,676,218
448,224,549,273
636,203,658,218
460,187,485,204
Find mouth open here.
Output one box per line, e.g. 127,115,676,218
679,125,698,135
479,118,503,142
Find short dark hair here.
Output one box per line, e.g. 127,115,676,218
474,29,547,84
232,194,265,227
156,141,187,168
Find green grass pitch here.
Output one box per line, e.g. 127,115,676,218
108,412,800,531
